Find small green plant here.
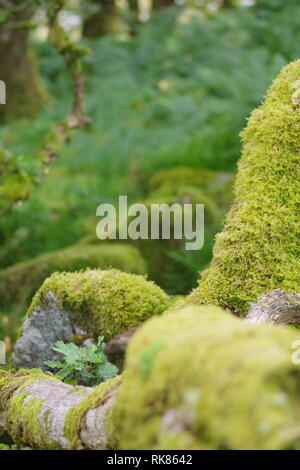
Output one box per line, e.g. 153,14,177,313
44,336,119,386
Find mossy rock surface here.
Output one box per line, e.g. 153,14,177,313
112,305,300,450
0,242,147,313
187,60,300,315
148,166,232,197
13,268,170,370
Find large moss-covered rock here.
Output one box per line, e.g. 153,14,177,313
0,242,147,312
13,269,170,370
187,61,300,315
111,305,300,450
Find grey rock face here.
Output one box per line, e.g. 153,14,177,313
13,291,90,370
246,289,300,326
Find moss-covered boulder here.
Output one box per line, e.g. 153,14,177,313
187,61,300,315
13,269,170,370
0,243,147,313
111,305,300,450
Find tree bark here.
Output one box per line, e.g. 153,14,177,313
0,370,120,449
83,0,125,38
0,0,48,122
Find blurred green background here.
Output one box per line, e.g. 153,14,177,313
1,0,300,350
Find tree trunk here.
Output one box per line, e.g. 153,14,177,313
0,369,120,449
0,1,48,122
153,0,174,9
83,0,125,38
1,303,300,450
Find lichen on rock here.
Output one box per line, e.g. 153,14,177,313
186,60,300,315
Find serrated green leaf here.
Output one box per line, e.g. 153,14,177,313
98,364,119,381
44,360,65,369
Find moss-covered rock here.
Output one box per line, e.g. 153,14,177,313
13,269,170,369
187,61,300,315
111,305,300,450
0,242,147,312
29,268,169,339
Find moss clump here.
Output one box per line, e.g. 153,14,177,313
0,444,10,450
112,305,300,450
148,166,229,195
27,268,170,341
187,61,300,315
0,243,147,313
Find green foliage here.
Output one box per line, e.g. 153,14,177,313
1,2,300,295
0,443,10,450
44,336,119,386
0,242,147,313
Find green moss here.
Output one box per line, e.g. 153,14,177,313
64,375,121,449
148,166,233,213
148,167,224,194
26,268,170,341
143,187,220,225
112,305,300,450
0,43,48,122
187,61,300,315
0,173,33,204
0,242,147,312
0,369,60,449
0,369,57,412
0,444,10,450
